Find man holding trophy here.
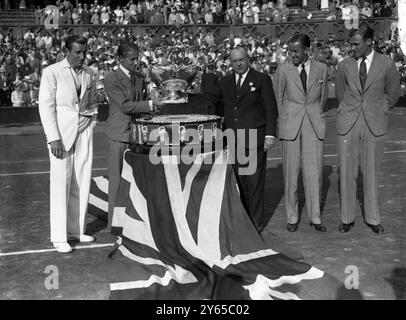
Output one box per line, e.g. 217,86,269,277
104,41,164,229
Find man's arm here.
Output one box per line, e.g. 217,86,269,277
335,61,346,103
272,65,285,116
385,59,401,109
104,73,151,114
320,63,329,110
38,67,61,144
262,73,278,138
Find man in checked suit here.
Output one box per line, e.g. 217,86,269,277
104,41,163,229
335,25,400,234
206,46,278,233
39,35,98,253
273,34,329,232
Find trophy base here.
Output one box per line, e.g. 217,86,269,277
162,97,189,104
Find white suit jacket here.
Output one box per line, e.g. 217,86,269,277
39,58,97,151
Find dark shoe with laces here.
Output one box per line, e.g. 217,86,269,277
339,221,354,233
367,223,384,234
310,222,326,232
287,223,299,232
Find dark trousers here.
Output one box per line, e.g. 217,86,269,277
107,138,129,229
233,144,267,232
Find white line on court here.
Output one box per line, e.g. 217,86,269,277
0,243,115,257
1,150,405,177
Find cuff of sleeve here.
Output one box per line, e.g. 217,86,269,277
148,100,153,111
265,135,275,138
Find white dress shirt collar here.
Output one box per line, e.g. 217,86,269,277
358,49,374,73
235,69,250,86
119,64,131,79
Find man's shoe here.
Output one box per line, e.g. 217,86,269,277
68,234,95,243
53,242,72,253
310,222,326,232
339,221,354,233
367,223,384,234
287,223,299,232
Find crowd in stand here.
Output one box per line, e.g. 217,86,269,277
0,19,404,107
32,0,397,26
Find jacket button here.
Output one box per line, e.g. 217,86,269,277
234,118,238,122
234,107,237,110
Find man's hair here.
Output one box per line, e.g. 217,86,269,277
349,24,375,41
230,45,249,59
65,35,87,51
117,41,139,59
289,33,310,48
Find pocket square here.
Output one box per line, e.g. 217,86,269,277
318,80,323,84
250,87,256,92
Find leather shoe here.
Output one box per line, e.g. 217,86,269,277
339,221,354,233
68,234,95,243
287,223,298,232
310,222,326,232
367,223,384,234
53,242,72,253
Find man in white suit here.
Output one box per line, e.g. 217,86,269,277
273,34,329,232
39,35,98,253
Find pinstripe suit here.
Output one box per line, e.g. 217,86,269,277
273,59,329,224
335,51,400,225
104,66,151,228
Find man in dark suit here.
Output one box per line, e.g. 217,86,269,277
200,63,221,115
335,24,400,234
206,46,278,233
104,41,163,228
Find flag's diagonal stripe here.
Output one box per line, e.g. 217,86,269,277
197,150,228,261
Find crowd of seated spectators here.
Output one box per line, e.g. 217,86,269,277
0,19,404,107
30,0,397,26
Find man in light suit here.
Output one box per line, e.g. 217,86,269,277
39,35,98,253
104,41,163,229
335,25,400,234
273,34,329,232
206,46,278,233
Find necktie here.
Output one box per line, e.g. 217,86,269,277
359,57,367,91
236,74,242,90
300,64,307,93
130,71,137,86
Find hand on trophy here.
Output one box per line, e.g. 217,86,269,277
150,87,164,114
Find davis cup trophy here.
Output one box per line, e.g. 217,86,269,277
150,63,197,104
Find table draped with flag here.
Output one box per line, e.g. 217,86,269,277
99,149,362,300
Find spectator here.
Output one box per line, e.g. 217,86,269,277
360,2,372,18
81,4,92,24
114,5,124,24
91,9,101,24
72,8,81,24
380,1,392,17
101,7,110,24
11,82,28,107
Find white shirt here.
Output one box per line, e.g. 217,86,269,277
357,49,374,74
235,69,249,87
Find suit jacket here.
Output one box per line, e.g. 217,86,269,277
335,51,400,136
273,59,329,140
208,68,278,146
39,58,97,152
104,67,150,143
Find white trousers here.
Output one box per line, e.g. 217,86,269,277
48,124,94,243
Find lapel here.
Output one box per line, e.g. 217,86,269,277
347,58,363,95
61,58,79,105
117,67,138,98
79,66,91,100
288,63,305,94
235,68,256,103
306,60,319,93
363,52,382,92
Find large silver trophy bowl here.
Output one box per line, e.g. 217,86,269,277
150,64,197,104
